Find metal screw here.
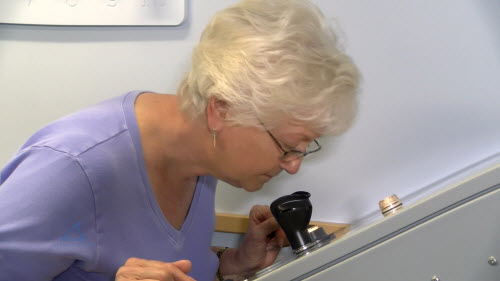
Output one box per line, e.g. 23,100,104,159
431,276,440,281
488,256,497,266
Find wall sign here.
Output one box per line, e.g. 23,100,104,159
0,0,185,26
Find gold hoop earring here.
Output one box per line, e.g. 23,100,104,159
212,129,217,148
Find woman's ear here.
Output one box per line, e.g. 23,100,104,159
206,97,229,130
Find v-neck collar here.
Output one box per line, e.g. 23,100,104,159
122,90,203,247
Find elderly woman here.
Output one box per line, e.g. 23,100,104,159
0,0,359,280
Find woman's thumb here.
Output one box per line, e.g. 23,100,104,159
173,259,192,274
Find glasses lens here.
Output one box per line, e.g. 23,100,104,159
306,141,321,153
280,140,321,161
281,151,304,161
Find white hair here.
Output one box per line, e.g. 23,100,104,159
177,0,360,135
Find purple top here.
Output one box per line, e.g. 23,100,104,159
0,91,218,281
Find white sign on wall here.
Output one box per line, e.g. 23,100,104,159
0,0,185,26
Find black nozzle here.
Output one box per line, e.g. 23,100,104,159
270,191,313,251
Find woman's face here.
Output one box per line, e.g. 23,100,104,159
213,121,319,192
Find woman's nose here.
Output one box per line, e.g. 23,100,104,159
279,157,303,174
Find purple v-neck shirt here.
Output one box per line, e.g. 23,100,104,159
0,91,219,281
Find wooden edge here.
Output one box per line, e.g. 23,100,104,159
215,213,250,234
215,212,351,238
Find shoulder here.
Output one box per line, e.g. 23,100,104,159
0,146,98,279
19,91,143,157
0,147,96,246
0,146,96,238
1,146,92,198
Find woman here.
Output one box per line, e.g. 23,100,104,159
0,0,359,280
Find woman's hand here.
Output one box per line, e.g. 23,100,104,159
217,205,288,280
116,257,196,281
236,205,288,271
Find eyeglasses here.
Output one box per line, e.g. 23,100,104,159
258,120,321,161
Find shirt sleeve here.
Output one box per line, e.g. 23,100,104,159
0,146,98,281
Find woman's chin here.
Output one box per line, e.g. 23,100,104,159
240,177,272,192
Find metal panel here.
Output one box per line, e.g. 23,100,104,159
306,188,500,281
254,164,500,281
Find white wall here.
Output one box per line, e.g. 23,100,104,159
1,0,499,225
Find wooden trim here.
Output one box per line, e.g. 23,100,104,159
215,213,250,234
215,212,350,238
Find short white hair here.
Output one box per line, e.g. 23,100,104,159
177,0,360,135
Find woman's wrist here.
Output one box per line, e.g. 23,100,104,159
216,247,229,281
217,247,258,281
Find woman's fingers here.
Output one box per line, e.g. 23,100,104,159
172,260,192,274
116,258,196,281
249,205,274,224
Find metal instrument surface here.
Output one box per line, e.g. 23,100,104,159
251,164,500,281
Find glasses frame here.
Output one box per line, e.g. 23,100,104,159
258,120,321,160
